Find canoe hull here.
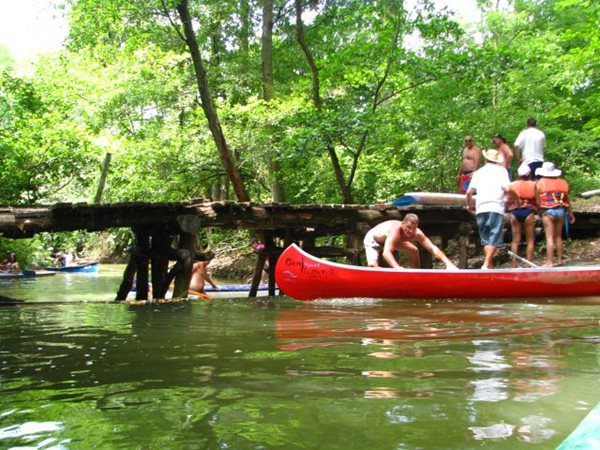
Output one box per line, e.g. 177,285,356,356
0,270,57,279
275,244,600,301
44,262,99,273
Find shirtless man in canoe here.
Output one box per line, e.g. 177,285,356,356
457,135,481,194
363,214,458,270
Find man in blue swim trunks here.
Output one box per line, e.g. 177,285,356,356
466,149,519,269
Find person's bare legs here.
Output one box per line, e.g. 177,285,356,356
510,215,522,267
483,245,497,269
542,214,556,267
523,214,536,262
554,216,565,265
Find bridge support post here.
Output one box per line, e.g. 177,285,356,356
134,230,151,300
150,231,171,299
347,233,362,265
172,232,196,298
457,222,472,269
266,233,277,296
249,231,277,297
115,254,137,301
249,252,267,297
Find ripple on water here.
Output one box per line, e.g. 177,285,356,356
0,420,63,439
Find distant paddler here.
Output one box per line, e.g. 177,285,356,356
188,251,218,299
363,215,458,270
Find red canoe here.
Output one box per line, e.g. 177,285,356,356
275,244,600,301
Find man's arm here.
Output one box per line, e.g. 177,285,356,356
457,148,464,178
505,183,520,205
473,146,482,170
513,145,521,163
205,273,218,288
465,186,476,213
416,230,458,270
382,236,402,269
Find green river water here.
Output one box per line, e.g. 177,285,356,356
1,265,600,449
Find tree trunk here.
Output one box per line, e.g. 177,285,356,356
240,0,250,54
295,0,353,203
262,0,274,102
94,152,111,204
294,0,321,108
176,0,250,202
262,0,285,202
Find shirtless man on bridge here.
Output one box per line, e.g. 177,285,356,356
457,135,481,194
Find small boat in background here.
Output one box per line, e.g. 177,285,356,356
0,269,57,279
392,192,468,207
275,244,600,301
204,283,268,293
44,261,99,273
22,269,57,277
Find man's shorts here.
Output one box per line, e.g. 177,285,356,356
363,233,381,266
458,172,473,194
476,212,505,248
529,161,544,180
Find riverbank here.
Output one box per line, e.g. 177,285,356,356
208,236,600,280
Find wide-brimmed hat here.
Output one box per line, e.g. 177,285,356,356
517,162,531,177
535,161,562,177
482,149,504,164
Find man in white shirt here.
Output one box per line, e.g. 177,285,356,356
466,149,518,269
514,118,545,179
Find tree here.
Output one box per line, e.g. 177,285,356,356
0,71,95,205
175,0,250,202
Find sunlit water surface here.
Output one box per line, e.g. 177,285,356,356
1,265,600,449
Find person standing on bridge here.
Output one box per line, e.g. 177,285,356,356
535,162,575,267
363,215,458,270
508,163,538,265
466,149,519,269
457,135,482,194
514,117,545,180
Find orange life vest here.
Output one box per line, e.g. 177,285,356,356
509,180,537,210
537,177,570,209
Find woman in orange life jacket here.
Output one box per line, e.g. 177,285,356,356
535,162,575,267
508,162,538,265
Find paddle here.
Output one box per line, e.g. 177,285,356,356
506,250,540,268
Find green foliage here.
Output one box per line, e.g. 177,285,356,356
0,44,14,70
1,0,598,215
0,71,96,205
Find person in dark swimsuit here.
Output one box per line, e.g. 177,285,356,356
508,163,538,264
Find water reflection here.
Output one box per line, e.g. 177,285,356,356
276,303,597,344
276,301,599,448
0,264,125,303
1,284,600,449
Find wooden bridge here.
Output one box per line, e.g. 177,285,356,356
1,200,598,300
